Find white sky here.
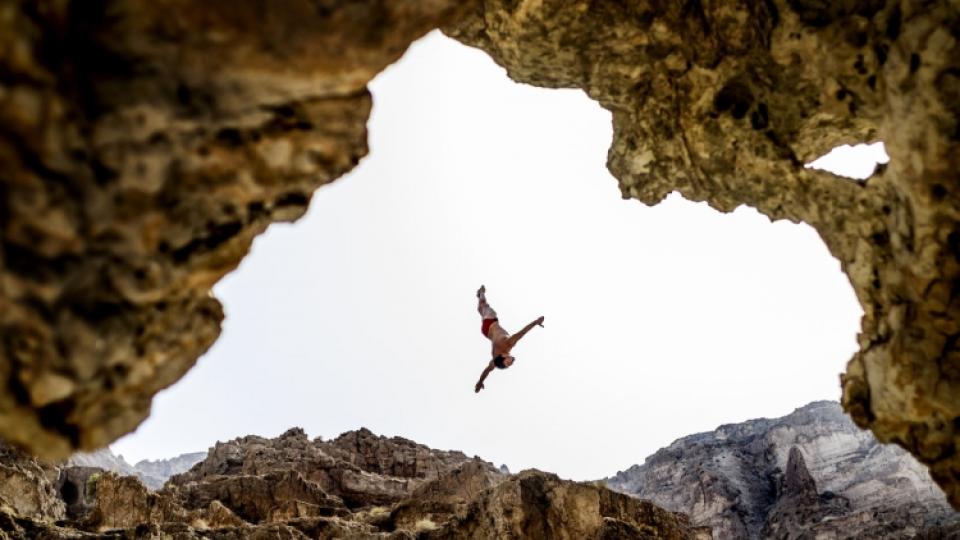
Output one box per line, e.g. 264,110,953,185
113,32,887,480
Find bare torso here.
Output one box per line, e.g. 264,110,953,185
487,322,513,357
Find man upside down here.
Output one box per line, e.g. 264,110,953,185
474,285,544,393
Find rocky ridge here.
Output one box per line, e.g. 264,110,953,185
607,401,959,538
68,448,206,490
0,427,706,539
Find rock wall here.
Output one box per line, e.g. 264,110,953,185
443,0,960,507
0,0,468,458
0,0,959,509
606,401,959,538
0,442,64,522
0,428,707,539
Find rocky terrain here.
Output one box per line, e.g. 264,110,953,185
0,0,958,508
0,427,706,539
607,401,960,538
68,448,206,490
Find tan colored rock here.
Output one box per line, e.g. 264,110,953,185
172,427,488,509
1,0,959,512
0,0,470,459
387,460,507,532
425,470,708,540
175,470,348,524
444,0,960,508
80,472,187,530
0,442,65,522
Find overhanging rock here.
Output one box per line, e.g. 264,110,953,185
445,0,960,507
0,0,958,510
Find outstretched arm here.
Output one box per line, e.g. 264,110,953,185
475,362,495,393
507,316,544,347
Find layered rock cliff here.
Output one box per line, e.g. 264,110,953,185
0,428,707,539
0,0,959,509
607,401,959,538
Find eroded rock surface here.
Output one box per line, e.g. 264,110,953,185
171,427,495,509
0,441,64,522
1,0,959,510
0,0,469,459
0,428,706,539
607,401,959,538
444,0,960,507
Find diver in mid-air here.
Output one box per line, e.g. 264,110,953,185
474,285,544,393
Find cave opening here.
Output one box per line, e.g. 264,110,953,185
113,32,879,481
60,479,79,506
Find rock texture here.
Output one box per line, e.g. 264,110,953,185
0,0,470,460
423,470,710,540
171,427,497,509
607,401,960,538
1,0,959,509
68,447,206,490
0,441,64,522
0,428,706,539
443,0,960,508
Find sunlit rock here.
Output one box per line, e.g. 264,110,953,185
0,0,959,511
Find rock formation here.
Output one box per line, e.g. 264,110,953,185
0,0,958,508
0,442,64,522
0,428,707,539
68,447,206,490
0,0,470,460
443,1,960,507
607,401,960,538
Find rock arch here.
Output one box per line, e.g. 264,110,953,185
0,0,957,508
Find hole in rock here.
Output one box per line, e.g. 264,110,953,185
114,32,866,481
60,480,79,505
805,142,890,180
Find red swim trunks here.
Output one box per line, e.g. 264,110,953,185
481,318,498,337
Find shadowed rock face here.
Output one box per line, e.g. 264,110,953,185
443,1,960,507
0,0,468,459
1,0,959,510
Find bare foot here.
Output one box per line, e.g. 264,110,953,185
477,285,486,298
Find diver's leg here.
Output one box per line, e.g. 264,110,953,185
477,286,497,320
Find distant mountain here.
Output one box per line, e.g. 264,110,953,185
67,448,205,490
606,401,959,539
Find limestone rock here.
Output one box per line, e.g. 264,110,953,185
55,466,102,520
0,0,471,460
385,460,507,532
0,441,65,522
444,0,960,507
2,0,960,509
0,427,704,539
172,427,490,509
425,469,709,540
175,470,349,523
79,472,188,530
607,401,959,538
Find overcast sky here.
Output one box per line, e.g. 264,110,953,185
112,32,887,480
